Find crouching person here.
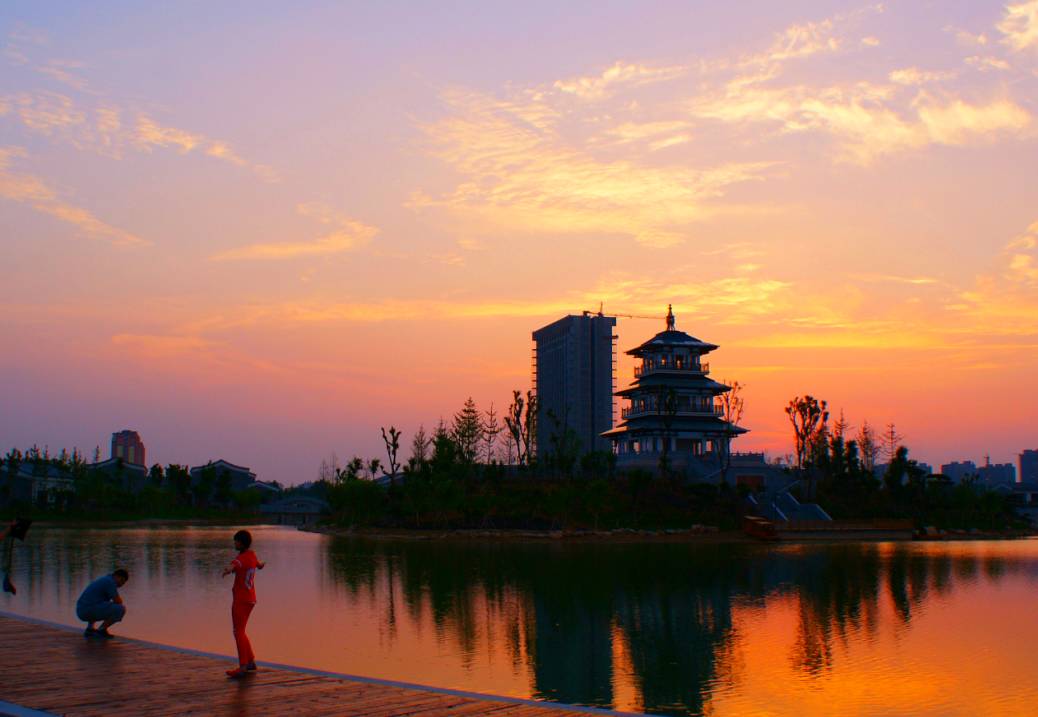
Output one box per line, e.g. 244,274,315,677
77,568,129,638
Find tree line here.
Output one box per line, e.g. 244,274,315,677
0,446,271,518
784,395,1017,530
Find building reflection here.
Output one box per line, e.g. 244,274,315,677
322,539,1023,716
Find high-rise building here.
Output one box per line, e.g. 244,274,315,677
977,461,1016,487
532,312,617,458
1020,449,1038,483
940,460,977,483
111,430,146,466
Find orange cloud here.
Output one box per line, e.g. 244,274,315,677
998,0,1038,52
0,146,145,246
553,61,686,100
210,203,378,261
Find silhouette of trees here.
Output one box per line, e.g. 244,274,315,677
505,390,537,466
452,398,483,463
786,395,829,469
381,426,402,477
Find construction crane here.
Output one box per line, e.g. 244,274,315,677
581,302,674,328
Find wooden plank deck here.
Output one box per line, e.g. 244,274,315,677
0,614,640,717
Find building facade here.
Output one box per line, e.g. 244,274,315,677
1020,449,1038,483
940,461,978,483
604,306,746,474
189,459,258,492
111,430,146,466
977,460,1016,487
533,312,617,458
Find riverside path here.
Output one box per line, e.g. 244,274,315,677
0,613,642,717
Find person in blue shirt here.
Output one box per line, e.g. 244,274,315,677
76,569,129,638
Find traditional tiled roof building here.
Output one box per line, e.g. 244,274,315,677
604,306,747,473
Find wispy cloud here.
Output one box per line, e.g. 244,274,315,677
1,61,276,180
415,88,773,248
553,62,686,100
689,80,1030,164
0,146,146,247
210,203,378,261
966,55,1012,71
35,59,92,93
998,0,1038,52
889,67,955,85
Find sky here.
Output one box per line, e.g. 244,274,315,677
2,1,1037,483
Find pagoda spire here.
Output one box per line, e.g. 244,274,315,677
666,304,675,331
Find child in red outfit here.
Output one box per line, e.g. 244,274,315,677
222,529,265,678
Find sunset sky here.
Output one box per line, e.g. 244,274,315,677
3,1,1037,482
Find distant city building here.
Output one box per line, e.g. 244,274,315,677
87,458,148,494
111,430,146,466
532,312,617,458
260,496,329,526
873,462,934,481
940,461,978,483
604,306,747,472
1020,449,1038,483
6,463,75,507
189,459,258,493
977,460,1016,487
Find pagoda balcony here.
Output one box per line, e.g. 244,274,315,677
622,404,724,419
634,362,709,378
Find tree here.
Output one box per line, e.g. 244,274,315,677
366,458,382,480
545,408,581,477
716,380,746,485
318,453,340,483
148,463,165,487
785,395,829,469
882,423,905,463
857,420,880,473
193,464,216,507
410,424,431,468
335,456,365,483
215,469,233,506
504,390,538,466
481,403,502,464
452,398,483,463
381,426,402,477
166,464,192,506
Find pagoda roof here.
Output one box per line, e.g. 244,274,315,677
627,330,718,356
603,417,749,436
616,376,730,397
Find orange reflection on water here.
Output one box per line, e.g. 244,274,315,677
8,529,1038,716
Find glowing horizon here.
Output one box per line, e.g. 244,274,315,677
2,1,1037,482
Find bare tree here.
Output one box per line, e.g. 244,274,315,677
785,395,829,469
881,423,905,463
857,420,880,473
504,389,538,466
716,379,746,485
318,452,341,483
381,426,402,478
482,402,502,464
410,424,431,467
832,410,852,441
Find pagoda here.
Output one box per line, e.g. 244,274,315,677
603,305,746,473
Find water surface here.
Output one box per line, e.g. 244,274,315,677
4,526,1038,716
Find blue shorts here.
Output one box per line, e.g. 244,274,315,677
76,601,125,624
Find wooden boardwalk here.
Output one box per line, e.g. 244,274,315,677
0,614,638,717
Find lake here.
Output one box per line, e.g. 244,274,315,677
3,525,1038,716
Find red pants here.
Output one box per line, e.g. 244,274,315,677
231,601,255,666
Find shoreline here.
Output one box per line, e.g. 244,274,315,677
302,525,753,543
302,524,1033,543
